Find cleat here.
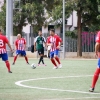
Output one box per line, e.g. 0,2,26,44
53,66,58,69
8,71,12,73
59,64,62,68
12,62,15,65
27,62,30,65
38,64,41,66
89,87,94,92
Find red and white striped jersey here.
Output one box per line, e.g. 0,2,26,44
15,38,26,51
0,34,9,54
47,35,62,52
96,31,100,43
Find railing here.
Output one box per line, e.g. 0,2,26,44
24,32,96,52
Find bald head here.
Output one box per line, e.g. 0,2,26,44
17,34,21,39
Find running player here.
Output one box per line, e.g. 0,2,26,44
47,29,62,69
34,30,46,66
89,31,100,92
0,29,13,73
12,34,29,65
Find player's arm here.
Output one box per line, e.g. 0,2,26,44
7,42,13,52
24,39,27,49
46,38,52,46
5,37,13,52
95,42,100,56
56,37,62,49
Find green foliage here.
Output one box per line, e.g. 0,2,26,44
0,0,57,35
65,31,77,39
49,0,72,27
0,3,6,32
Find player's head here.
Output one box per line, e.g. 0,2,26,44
50,29,55,36
17,34,21,39
38,30,42,36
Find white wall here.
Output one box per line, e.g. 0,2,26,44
42,26,48,34
73,11,77,27
67,14,72,26
22,24,31,34
22,11,78,35
55,27,60,35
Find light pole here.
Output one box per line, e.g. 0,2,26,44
63,0,65,59
6,0,13,56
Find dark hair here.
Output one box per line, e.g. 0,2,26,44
50,29,55,33
38,28,42,32
0,29,1,32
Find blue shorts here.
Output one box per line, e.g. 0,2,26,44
16,50,26,56
98,58,100,68
0,53,8,61
50,50,59,58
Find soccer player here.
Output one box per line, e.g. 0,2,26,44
0,29,13,73
47,29,62,69
89,31,100,92
46,36,51,58
34,30,46,66
12,34,29,65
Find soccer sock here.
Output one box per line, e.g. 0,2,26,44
55,56,61,64
91,68,100,88
5,61,10,71
25,56,28,63
51,58,57,67
14,56,17,63
38,56,42,64
41,56,44,64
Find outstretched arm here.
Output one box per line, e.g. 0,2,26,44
7,42,13,52
95,42,100,57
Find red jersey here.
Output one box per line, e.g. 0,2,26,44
47,35,61,52
0,34,9,54
96,31,100,43
15,38,26,51
55,34,62,42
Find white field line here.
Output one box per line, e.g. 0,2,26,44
15,75,100,95
43,97,100,100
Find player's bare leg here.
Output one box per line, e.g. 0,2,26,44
5,60,12,73
89,56,100,92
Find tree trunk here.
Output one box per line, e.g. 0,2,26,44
77,10,82,57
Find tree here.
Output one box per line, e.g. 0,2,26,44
69,0,99,56
50,0,100,57
0,3,6,32
13,0,46,35
0,0,58,35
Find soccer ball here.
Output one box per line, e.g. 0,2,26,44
31,63,36,69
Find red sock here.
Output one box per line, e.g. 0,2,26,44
25,56,28,63
91,68,100,88
55,56,61,64
51,58,57,67
14,56,17,63
5,61,10,71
